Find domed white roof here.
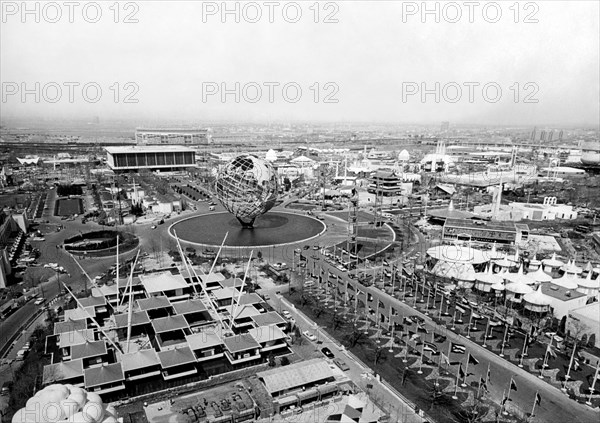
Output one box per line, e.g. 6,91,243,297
398,149,410,161
524,286,551,306
265,149,277,162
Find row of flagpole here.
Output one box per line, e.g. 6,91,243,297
309,255,600,413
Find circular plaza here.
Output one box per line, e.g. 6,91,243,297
168,211,326,248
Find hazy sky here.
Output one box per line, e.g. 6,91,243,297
1,1,599,125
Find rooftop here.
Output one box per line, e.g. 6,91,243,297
140,272,189,294
113,311,150,328
54,318,87,335
248,325,288,344
157,346,197,368
71,340,107,360
78,296,107,308
257,358,335,394
137,295,172,311
120,349,160,372
43,359,84,384
541,283,587,302
223,333,261,353
186,331,223,350
250,311,287,327
171,299,207,315
58,329,95,348
105,145,196,154
151,315,190,333
84,363,124,387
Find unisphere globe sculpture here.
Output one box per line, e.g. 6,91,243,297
215,154,279,228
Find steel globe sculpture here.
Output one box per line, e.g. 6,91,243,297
215,154,279,228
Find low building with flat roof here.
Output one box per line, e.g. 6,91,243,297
257,358,337,398
135,127,208,145
443,218,529,244
541,283,588,319
105,145,196,172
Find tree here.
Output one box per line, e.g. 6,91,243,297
347,328,366,348
373,346,385,366
268,354,276,367
294,327,304,345
257,251,263,261
280,356,290,366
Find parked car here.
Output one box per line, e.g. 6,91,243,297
333,359,350,371
281,310,292,319
302,330,317,342
321,347,335,359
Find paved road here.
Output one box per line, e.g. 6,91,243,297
302,253,599,423
259,278,425,423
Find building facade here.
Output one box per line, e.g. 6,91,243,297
135,128,208,145
105,146,196,172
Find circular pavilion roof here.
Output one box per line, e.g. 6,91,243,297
528,268,553,283
523,286,551,306
542,253,564,268
427,245,489,264
577,273,600,289
505,282,534,294
553,274,579,290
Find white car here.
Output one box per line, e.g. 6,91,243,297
303,330,317,342
282,310,292,319
151,225,157,229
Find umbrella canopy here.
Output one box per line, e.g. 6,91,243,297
475,264,503,285
577,272,600,289
502,265,536,285
528,268,553,283
560,259,582,275
528,254,541,269
523,285,551,306
491,282,505,291
505,282,534,294
553,273,579,290
542,253,564,268
494,254,514,268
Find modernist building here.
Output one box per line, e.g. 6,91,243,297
367,170,414,196
135,128,208,145
442,218,529,244
105,146,196,172
42,267,292,400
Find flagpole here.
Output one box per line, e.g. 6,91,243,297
500,324,509,357
519,333,528,368
452,364,460,400
531,391,539,418
462,354,469,387
586,361,599,406
402,326,409,363
477,377,483,399
539,345,549,379
506,377,514,402
451,309,457,331
418,342,424,374
564,343,577,382
501,389,508,416
466,312,473,339
483,319,490,348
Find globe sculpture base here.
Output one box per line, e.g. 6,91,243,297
238,217,256,229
